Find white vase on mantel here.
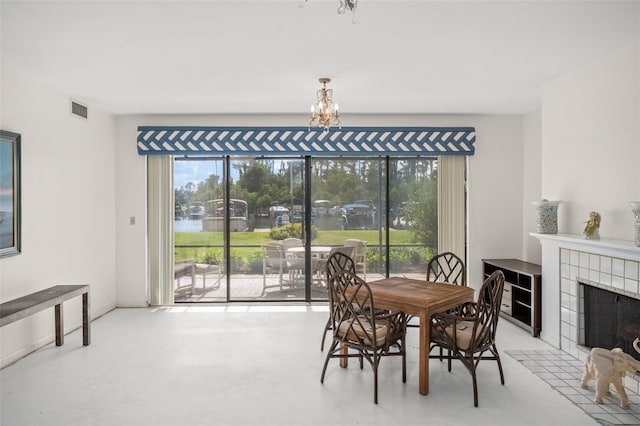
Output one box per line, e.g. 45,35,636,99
630,202,640,247
532,200,561,234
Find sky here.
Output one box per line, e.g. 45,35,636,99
174,159,220,189
174,159,283,189
0,141,14,212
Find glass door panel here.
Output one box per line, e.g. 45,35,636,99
228,158,307,301
388,158,438,278
173,158,226,302
310,158,386,290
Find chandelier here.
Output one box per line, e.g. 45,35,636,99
299,0,358,23
309,77,341,131
337,0,358,21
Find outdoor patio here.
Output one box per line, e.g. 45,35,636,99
174,270,421,302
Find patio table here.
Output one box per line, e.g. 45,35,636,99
286,246,333,258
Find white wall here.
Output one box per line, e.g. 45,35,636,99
114,113,525,301
466,115,525,286
0,72,528,365
0,68,117,367
114,116,148,307
522,109,542,265
541,41,640,239
535,40,640,348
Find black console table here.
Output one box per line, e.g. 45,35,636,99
0,285,90,346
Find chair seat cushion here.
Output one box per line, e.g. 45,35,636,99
445,320,475,350
337,316,391,347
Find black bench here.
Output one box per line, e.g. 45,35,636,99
0,285,90,346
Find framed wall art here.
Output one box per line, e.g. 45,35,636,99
0,130,21,258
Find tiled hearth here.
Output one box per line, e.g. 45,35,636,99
507,349,640,425
532,233,640,395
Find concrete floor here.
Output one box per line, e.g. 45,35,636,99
0,305,601,426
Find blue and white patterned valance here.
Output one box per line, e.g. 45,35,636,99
137,126,475,156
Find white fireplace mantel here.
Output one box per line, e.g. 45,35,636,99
530,233,640,261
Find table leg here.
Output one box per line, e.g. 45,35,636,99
419,312,429,395
339,343,348,368
55,303,64,346
82,292,91,346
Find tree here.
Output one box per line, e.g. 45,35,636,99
404,178,438,248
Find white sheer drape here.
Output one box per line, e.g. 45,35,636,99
147,156,174,305
438,156,467,263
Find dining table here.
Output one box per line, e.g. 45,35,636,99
342,277,475,396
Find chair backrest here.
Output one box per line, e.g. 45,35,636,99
262,242,285,271
328,269,380,348
325,252,356,321
329,245,355,259
344,239,365,259
344,239,367,278
325,251,356,284
471,270,505,349
426,252,466,286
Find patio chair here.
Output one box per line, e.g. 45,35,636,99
262,242,305,295
282,238,305,286
312,245,355,288
174,259,196,301
429,270,505,407
320,269,407,404
344,239,367,279
320,250,356,351
194,263,222,291
262,243,288,293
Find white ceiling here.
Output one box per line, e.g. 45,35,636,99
1,0,639,116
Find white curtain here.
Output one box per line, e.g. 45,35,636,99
147,156,174,305
438,156,466,262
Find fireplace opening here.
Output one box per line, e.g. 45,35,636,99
580,282,640,363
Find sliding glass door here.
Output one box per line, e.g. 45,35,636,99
172,155,440,303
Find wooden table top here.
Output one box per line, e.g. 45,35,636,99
365,277,475,316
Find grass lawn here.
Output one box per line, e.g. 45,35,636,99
174,229,419,262
175,229,415,248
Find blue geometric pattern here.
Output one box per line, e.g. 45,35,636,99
137,126,475,156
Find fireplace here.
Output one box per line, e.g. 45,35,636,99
532,232,640,394
579,282,640,363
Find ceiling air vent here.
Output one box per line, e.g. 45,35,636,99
71,100,88,119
